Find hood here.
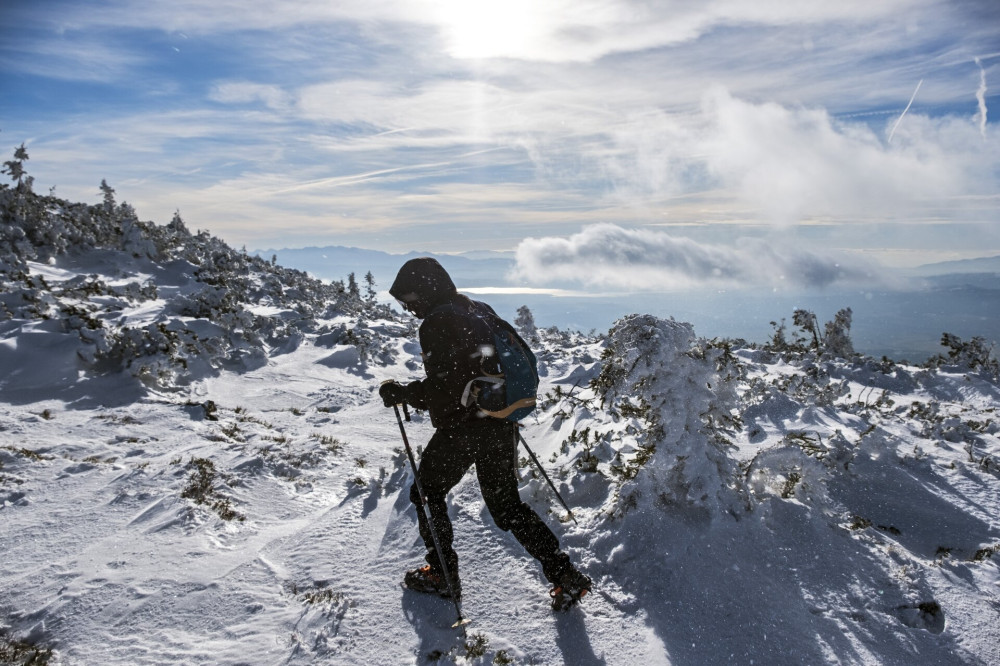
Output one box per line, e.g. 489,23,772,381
388,257,457,318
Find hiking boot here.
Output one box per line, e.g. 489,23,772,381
403,565,461,600
549,568,591,611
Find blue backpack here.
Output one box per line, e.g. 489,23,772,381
461,309,539,422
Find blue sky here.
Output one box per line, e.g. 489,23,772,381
1,0,999,291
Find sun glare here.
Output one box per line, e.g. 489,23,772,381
435,0,550,60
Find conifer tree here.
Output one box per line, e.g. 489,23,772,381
515,305,538,342
168,211,189,235
100,180,116,211
2,143,33,191
793,309,822,349
824,307,854,358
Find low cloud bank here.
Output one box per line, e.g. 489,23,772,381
512,223,883,291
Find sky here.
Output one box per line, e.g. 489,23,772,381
1,0,999,292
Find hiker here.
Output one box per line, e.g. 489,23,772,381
379,257,591,610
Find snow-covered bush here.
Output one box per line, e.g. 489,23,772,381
823,307,854,358
592,315,747,519
0,630,53,666
0,142,401,389
927,332,999,379
766,307,855,360
180,457,245,522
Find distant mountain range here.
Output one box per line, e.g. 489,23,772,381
253,245,999,360
255,245,999,281
252,246,516,288
911,255,1000,276
254,245,1000,293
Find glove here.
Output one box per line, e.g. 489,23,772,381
379,380,407,407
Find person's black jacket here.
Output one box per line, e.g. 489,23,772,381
389,257,520,429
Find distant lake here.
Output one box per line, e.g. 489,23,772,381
473,283,1000,363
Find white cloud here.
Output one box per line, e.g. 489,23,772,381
604,88,999,225
512,223,885,291
210,82,292,110
423,0,928,62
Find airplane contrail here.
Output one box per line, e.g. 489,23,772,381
975,57,988,138
272,147,507,194
888,79,923,144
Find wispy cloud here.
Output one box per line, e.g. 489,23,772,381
18,0,928,62
209,82,293,111
423,0,928,62
0,34,148,83
512,223,886,291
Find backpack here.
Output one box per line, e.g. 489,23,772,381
460,308,539,422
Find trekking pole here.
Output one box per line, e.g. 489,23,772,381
391,403,470,628
516,429,578,526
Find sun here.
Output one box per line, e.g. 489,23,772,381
433,0,551,60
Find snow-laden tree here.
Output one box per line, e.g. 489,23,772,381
593,314,747,520
768,307,855,359
515,305,538,342
2,143,32,190
823,307,854,359
930,332,999,378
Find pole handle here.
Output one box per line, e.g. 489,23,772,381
381,380,410,420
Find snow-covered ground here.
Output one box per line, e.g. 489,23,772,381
2,182,999,664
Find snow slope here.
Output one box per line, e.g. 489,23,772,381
2,179,1000,665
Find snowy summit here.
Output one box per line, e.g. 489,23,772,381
2,151,1000,664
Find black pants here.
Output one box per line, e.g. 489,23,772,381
409,419,570,585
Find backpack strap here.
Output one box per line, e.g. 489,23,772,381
479,396,537,420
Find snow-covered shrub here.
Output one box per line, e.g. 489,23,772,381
0,142,406,392
314,320,398,367
88,323,185,385
60,303,104,332
121,215,159,259
766,307,855,360
793,309,822,349
823,307,854,358
0,629,54,666
181,457,245,522
783,363,851,407
174,285,238,320
0,271,54,320
927,333,999,379
592,315,747,519
744,443,831,504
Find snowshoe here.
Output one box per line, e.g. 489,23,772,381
402,565,461,600
549,569,591,611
